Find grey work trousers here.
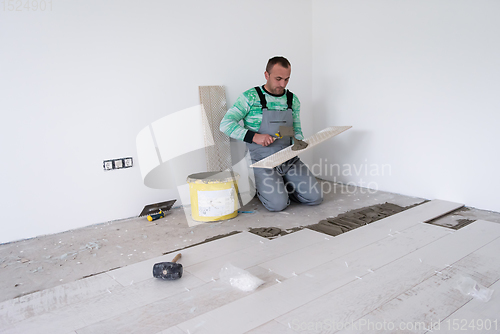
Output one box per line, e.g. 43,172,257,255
252,158,323,212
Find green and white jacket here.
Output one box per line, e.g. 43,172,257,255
220,86,304,143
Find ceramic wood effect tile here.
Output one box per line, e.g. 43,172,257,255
154,326,186,334
337,226,500,333
431,278,500,333
175,217,483,334
0,273,120,327
181,255,385,334
443,237,500,288
260,222,450,279
245,320,299,333
274,257,439,333
258,225,397,278
175,250,387,334
406,220,500,268
0,324,20,334
75,268,284,334
259,200,461,278
249,126,352,169
116,271,206,309
106,231,267,286
7,271,204,334
185,229,329,282
344,268,476,334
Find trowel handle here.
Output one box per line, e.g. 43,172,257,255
172,253,182,263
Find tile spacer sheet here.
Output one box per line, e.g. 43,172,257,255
250,126,352,169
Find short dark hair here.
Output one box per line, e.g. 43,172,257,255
266,56,291,73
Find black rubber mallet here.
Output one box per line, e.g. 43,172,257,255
153,253,183,280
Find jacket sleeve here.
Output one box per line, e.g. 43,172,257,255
220,92,257,143
292,95,304,140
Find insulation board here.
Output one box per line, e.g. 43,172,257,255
199,86,231,172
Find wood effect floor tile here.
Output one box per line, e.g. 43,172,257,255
258,199,462,279
406,220,500,268
75,267,284,334
337,230,500,333
8,272,203,334
117,272,206,308
0,324,21,334
245,320,298,333
274,257,439,333
106,231,267,286
431,278,500,333
0,273,120,327
154,326,185,334
185,229,329,282
260,222,449,278
175,255,381,334
343,268,477,334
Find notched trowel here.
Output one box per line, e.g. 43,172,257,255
278,125,295,137
278,126,308,151
139,199,176,217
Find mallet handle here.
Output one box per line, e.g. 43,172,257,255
172,253,182,263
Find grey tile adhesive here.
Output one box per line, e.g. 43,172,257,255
199,86,232,172
250,126,352,169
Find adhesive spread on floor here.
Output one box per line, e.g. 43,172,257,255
247,203,415,239
421,206,476,230
162,231,241,255
248,227,302,239
308,202,409,236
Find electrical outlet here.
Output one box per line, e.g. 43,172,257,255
124,157,133,168
104,157,133,171
114,159,123,169
103,160,113,170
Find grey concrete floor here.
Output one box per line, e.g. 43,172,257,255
1,180,500,303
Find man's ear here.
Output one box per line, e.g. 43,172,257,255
264,71,270,81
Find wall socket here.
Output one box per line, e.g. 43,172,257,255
103,157,133,171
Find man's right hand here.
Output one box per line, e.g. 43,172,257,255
252,133,275,147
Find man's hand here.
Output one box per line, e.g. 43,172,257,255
253,133,275,147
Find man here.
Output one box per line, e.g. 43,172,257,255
220,56,322,211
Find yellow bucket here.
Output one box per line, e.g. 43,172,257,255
186,171,240,222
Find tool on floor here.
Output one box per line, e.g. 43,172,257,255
153,253,183,280
139,199,176,217
147,210,164,221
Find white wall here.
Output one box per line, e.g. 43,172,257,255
0,0,312,243
312,0,500,212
